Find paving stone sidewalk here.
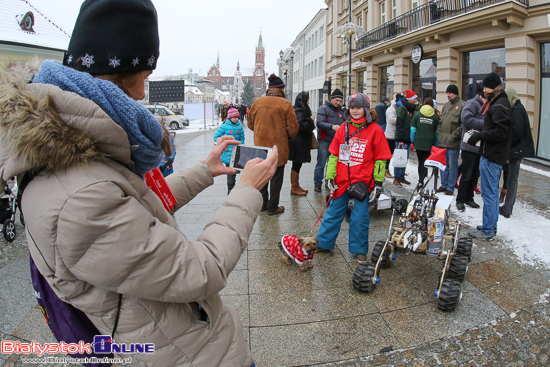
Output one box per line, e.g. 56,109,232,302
1,124,550,367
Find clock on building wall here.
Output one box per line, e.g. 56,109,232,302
411,44,423,64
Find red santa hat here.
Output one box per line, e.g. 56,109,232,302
403,89,418,101
424,146,446,171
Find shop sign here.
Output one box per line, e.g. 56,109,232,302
411,44,423,64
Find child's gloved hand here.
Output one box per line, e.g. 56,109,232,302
326,179,337,192
369,181,383,203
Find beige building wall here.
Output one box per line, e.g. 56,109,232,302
0,44,64,69
324,0,550,151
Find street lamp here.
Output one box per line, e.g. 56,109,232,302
279,50,295,100
335,0,365,101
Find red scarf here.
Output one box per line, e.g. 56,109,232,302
350,116,367,125
481,84,505,115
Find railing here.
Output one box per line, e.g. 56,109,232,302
356,0,529,52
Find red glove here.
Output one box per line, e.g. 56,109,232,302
410,143,416,152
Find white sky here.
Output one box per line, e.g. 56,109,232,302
29,0,327,78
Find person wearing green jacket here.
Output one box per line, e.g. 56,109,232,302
437,84,464,195
410,98,440,186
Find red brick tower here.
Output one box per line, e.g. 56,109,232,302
252,32,266,99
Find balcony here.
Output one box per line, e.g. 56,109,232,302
356,0,529,52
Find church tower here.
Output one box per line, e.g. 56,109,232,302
252,31,266,99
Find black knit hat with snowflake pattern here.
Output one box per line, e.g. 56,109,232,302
64,0,160,75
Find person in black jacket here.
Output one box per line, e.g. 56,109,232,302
467,72,512,240
289,92,315,195
499,86,535,218
314,89,346,192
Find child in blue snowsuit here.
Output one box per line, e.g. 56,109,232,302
214,108,245,193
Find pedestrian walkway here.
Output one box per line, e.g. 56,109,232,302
1,125,549,366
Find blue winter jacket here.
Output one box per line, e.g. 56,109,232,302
214,119,245,164
316,101,346,144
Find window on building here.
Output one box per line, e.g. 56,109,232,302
320,56,324,74
412,57,437,103
379,65,395,101
320,26,324,42
357,71,365,93
315,60,318,77
381,1,386,24
461,47,506,101
392,0,397,18
358,15,362,27
538,42,550,160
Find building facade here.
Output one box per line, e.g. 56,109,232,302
1,0,69,68
324,0,550,161
278,48,295,102
291,9,327,108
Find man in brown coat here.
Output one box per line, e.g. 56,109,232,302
248,74,299,215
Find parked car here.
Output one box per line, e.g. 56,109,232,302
144,104,189,130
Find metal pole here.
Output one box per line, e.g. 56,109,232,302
203,94,206,130
348,0,352,99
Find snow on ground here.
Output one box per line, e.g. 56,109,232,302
387,158,550,270
519,162,550,178
169,119,220,134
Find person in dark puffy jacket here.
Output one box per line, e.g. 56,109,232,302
456,86,486,212
289,92,315,195
499,86,535,218
314,89,346,192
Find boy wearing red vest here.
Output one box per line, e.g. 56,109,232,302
316,92,392,263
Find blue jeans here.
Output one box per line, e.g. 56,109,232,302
314,139,331,185
440,148,459,192
479,157,502,235
393,142,410,178
317,192,370,255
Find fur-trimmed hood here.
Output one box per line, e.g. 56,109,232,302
0,61,132,186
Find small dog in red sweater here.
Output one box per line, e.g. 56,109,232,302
278,235,319,271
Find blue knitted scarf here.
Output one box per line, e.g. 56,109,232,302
33,60,164,177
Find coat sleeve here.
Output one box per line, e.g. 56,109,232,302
395,107,406,141
166,161,213,210
247,105,256,131
461,102,484,131
55,179,263,304
286,105,299,140
451,109,463,141
214,124,225,141
298,116,315,134
316,107,331,131
509,104,525,147
477,101,512,143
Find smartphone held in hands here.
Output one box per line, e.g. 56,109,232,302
229,145,272,171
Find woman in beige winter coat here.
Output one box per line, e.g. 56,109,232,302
0,1,276,366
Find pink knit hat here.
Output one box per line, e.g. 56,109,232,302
227,108,239,119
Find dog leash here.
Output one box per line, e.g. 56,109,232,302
307,191,333,237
